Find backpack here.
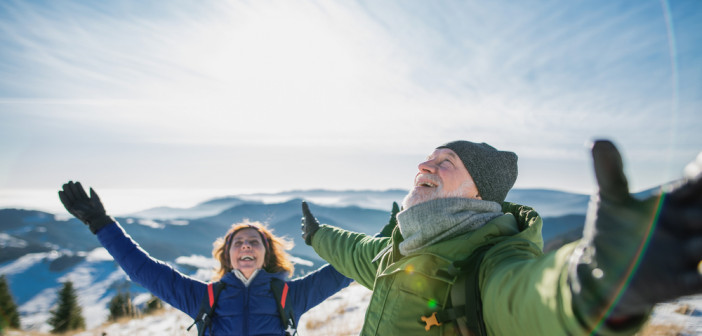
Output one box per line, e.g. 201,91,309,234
420,244,493,336
187,279,297,336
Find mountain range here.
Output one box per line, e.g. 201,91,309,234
0,188,592,332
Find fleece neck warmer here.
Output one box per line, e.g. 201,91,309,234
397,197,503,255
233,269,260,287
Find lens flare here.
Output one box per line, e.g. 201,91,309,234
591,195,665,334
428,299,438,309
405,264,415,274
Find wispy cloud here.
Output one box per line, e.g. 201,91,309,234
0,0,700,197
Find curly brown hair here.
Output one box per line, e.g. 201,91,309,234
211,220,294,281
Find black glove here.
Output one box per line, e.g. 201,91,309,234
301,201,320,245
377,202,400,238
569,140,702,328
58,181,115,234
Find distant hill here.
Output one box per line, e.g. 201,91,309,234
505,188,590,217
127,189,409,220
127,188,590,220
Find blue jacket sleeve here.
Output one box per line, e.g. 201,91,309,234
287,263,353,322
96,222,206,318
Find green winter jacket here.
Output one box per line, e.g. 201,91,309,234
311,202,645,335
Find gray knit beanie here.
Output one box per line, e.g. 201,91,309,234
437,140,518,203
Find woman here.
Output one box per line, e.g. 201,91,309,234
58,181,351,335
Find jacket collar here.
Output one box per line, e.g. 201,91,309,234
382,201,543,262
220,269,287,287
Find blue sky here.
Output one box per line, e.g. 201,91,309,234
1,0,701,213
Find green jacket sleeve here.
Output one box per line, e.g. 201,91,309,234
481,241,646,336
310,224,390,290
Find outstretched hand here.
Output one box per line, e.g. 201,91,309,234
301,201,320,245
58,181,114,234
614,152,702,317
570,140,702,326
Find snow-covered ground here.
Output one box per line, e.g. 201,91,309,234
647,295,702,335
296,282,372,336
1,249,129,333
5,248,702,335
7,284,702,336
5,282,371,336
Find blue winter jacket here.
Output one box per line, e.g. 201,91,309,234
97,222,352,335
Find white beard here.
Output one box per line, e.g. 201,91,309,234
402,179,477,209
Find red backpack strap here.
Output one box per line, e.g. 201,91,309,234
187,281,227,336
280,282,289,308
208,283,215,307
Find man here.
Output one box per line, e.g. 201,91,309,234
301,140,702,335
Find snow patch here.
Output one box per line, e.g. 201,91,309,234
0,252,55,275
18,287,57,332
86,247,114,262
124,218,165,229
191,268,215,282
54,213,73,221
0,232,27,248
168,219,190,226
132,292,153,307
73,305,197,336
175,255,218,270
648,295,702,336
137,219,164,229
298,281,370,335
289,255,314,267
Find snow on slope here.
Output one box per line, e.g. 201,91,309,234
2,245,361,335
0,248,145,332
73,307,197,336
17,282,373,336
297,282,372,336
648,295,702,335
9,272,117,332
80,293,702,336
7,282,702,335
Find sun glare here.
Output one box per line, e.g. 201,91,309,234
113,2,408,146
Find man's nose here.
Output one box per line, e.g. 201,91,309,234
418,160,436,173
